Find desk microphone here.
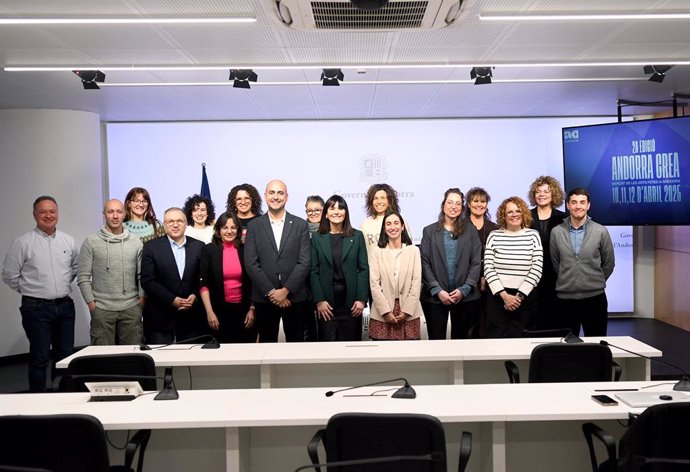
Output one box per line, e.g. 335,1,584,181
139,334,220,351
599,340,690,391
325,377,416,399
294,452,444,472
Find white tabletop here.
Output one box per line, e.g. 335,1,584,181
56,336,661,368
2,381,683,430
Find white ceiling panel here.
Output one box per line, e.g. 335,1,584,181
1,0,690,121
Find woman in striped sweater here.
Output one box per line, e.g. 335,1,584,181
484,197,543,338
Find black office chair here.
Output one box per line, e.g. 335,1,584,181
59,353,156,472
59,353,158,392
504,342,623,383
582,402,690,471
0,414,146,472
307,413,472,472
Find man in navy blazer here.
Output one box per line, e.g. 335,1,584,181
244,180,311,342
141,207,205,344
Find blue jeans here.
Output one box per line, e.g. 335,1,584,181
20,296,75,392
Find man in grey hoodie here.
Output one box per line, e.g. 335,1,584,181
78,199,144,345
550,188,615,336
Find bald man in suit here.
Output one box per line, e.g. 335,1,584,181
244,180,312,342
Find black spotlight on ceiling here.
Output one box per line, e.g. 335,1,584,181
350,0,389,10
321,68,344,86
470,67,493,85
229,69,258,89
643,65,673,83
73,70,105,90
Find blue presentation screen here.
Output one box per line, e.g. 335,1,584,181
563,116,690,226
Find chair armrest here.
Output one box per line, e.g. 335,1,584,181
458,431,472,472
612,361,622,381
582,422,616,472
307,429,326,472
504,361,520,383
124,429,152,472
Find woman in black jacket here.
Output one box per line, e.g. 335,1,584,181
199,211,256,343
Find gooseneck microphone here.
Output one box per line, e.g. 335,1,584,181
599,340,690,391
325,377,416,399
294,452,443,472
139,334,220,351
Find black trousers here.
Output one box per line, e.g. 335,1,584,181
212,302,257,343
421,299,481,340
255,301,308,343
557,293,608,337
485,289,538,338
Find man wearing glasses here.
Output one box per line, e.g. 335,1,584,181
141,207,205,343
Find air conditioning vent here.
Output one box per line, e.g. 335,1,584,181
312,1,427,29
274,0,465,31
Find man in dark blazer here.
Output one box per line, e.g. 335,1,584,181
141,207,205,344
244,180,311,342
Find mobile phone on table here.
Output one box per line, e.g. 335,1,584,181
591,394,618,406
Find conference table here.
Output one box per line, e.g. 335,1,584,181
1,381,686,472
56,336,661,389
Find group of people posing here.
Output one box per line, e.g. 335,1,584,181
2,176,615,392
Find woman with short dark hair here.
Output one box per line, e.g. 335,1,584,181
183,194,216,244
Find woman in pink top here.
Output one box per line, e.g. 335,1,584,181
199,212,256,343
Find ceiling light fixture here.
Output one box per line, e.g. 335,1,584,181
8,60,688,73
97,77,648,88
480,12,690,21
0,17,255,25
470,67,493,85
229,69,257,89
643,65,673,83
73,70,105,90
321,68,344,86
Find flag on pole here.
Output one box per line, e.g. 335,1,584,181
200,163,211,199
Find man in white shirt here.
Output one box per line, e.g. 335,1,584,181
244,180,312,342
2,196,79,392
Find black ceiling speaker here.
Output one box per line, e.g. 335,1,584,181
643,65,673,83
229,69,258,89
73,70,105,90
351,0,389,11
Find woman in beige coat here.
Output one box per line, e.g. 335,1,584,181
368,212,423,340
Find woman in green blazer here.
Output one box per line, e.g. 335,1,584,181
310,195,369,341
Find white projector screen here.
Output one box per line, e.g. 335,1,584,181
106,117,633,312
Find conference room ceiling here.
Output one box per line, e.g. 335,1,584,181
0,0,689,122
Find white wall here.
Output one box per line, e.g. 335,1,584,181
106,118,638,313
0,109,103,357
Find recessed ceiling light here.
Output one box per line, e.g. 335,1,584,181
0,17,255,25
480,11,690,21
